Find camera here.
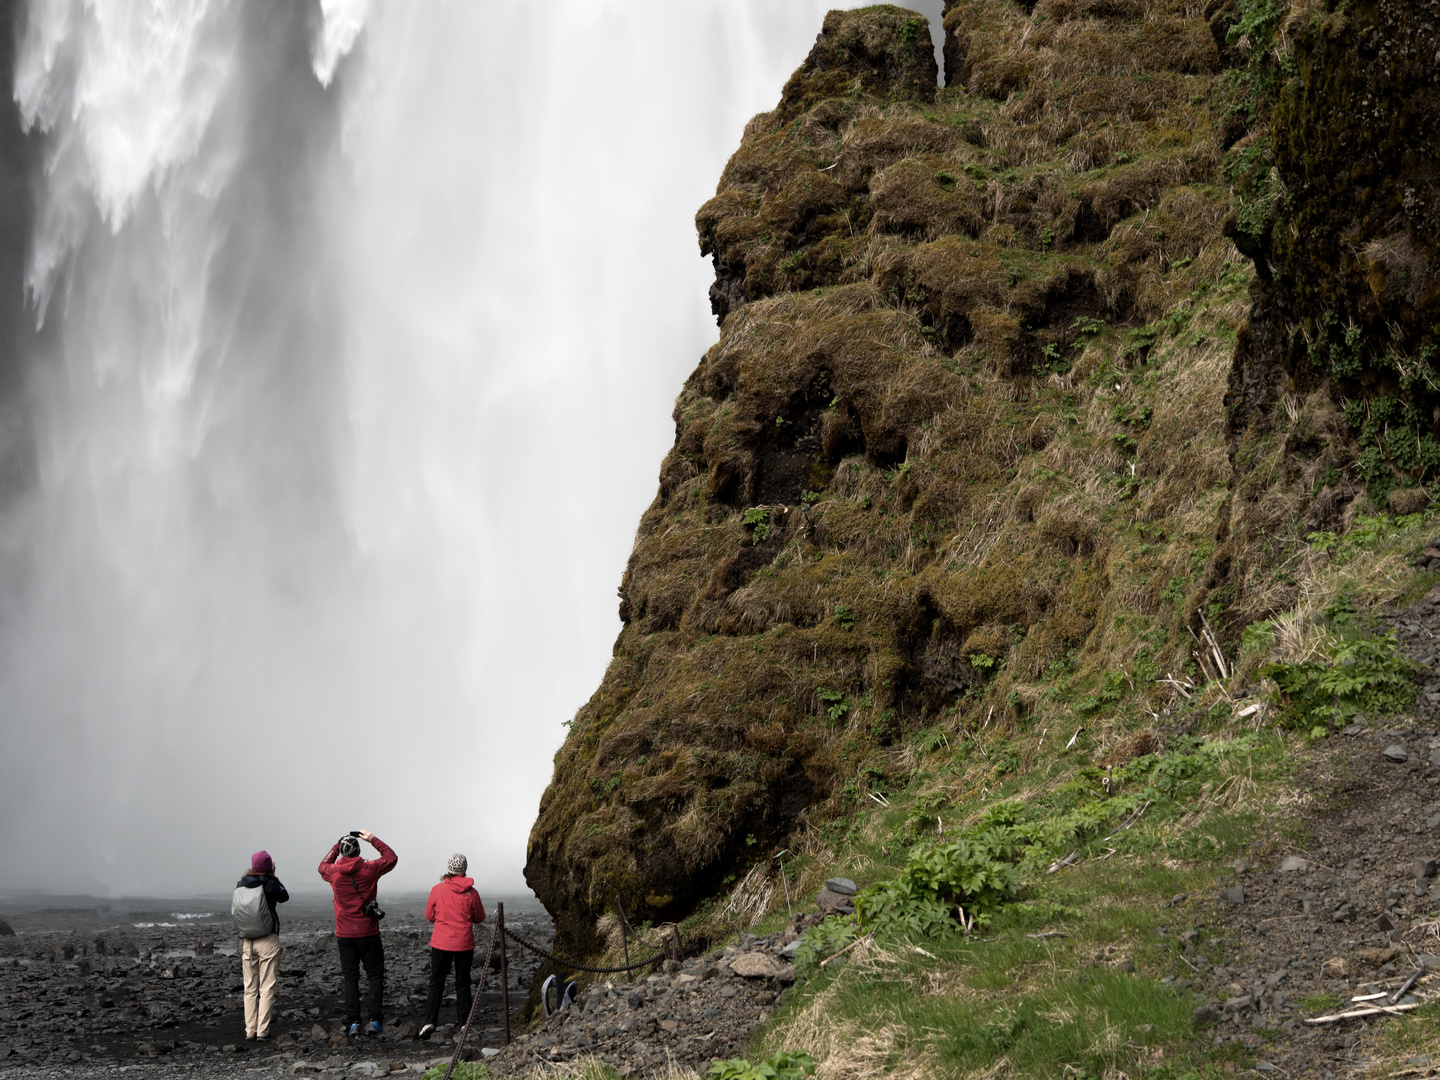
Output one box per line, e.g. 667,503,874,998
362,899,385,920
348,831,362,837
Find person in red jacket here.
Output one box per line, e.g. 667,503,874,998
318,829,397,1036
418,853,486,1038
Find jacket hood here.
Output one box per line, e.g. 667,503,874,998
238,873,270,888
444,875,474,892
332,855,366,876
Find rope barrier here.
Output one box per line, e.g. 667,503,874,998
504,926,668,974
441,918,499,1080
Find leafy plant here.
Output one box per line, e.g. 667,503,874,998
853,829,1026,936
1262,632,1420,730
422,1063,489,1080
834,604,855,630
817,688,850,722
742,506,772,544
1307,513,1426,565
709,1051,817,1080
793,916,861,974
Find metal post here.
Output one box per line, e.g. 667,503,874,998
616,895,630,973
497,903,511,1046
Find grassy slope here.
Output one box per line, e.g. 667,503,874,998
526,0,1270,958
524,8,1440,1071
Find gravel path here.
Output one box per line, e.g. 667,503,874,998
0,898,549,1079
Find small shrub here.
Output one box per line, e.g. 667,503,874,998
793,916,860,974
853,829,1025,936
742,506,772,544
1261,632,1420,730
421,1063,489,1080
708,1050,817,1080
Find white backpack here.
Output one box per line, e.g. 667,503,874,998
231,884,274,939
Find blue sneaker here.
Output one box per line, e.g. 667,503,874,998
347,1023,360,1037
365,1021,384,1036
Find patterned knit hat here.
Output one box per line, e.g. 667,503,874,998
339,836,360,858
446,853,467,876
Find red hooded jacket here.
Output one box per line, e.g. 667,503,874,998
424,876,486,951
318,836,398,938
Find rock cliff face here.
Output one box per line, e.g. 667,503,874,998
524,0,1439,967
1224,0,1439,505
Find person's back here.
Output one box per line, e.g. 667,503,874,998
233,851,288,1041
319,831,396,939
419,854,485,1037
318,830,396,1035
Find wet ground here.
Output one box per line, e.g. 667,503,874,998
0,891,551,1078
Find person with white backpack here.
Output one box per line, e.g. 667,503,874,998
231,851,289,1041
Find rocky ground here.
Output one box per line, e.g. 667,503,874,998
1183,726,1440,1076
484,929,811,1078
0,894,551,1079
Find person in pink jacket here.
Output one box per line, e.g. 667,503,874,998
418,854,487,1038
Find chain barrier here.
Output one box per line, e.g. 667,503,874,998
503,926,668,974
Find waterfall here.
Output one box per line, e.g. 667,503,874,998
0,0,943,896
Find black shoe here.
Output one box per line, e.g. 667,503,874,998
417,1023,435,1039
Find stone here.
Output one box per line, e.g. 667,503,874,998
348,1065,385,1078
824,877,858,896
1232,859,1251,874
658,1020,678,1033
1431,749,1440,768
310,1025,328,1041
1192,1005,1219,1025
1224,995,1252,1013
1321,957,1349,979
1415,857,1438,879
481,1048,499,1058
1280,856,1308,872
781,939,803,956
0,918,13,937
1385,745,1410,763
1374,912,1396,933
729,951,790,979
1220,886,1245,905
815,887,849,912
1333,902,1355,922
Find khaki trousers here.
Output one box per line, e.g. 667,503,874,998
241,933,281,1038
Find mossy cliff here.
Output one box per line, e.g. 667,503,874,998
523,0,1439,970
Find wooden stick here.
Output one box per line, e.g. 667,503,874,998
819,933,871,968
1304,1001,1422,1024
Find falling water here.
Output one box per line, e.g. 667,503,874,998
0,0,944,896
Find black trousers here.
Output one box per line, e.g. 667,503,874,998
422,947,474,1027
337,934,385,1026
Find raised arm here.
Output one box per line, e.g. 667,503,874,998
318,842,340,881
366,834,398,876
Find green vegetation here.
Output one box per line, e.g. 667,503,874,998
527,20,1438,1080
707,1050,817,1080
421,1063,488,1080
1262,631,1419,734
